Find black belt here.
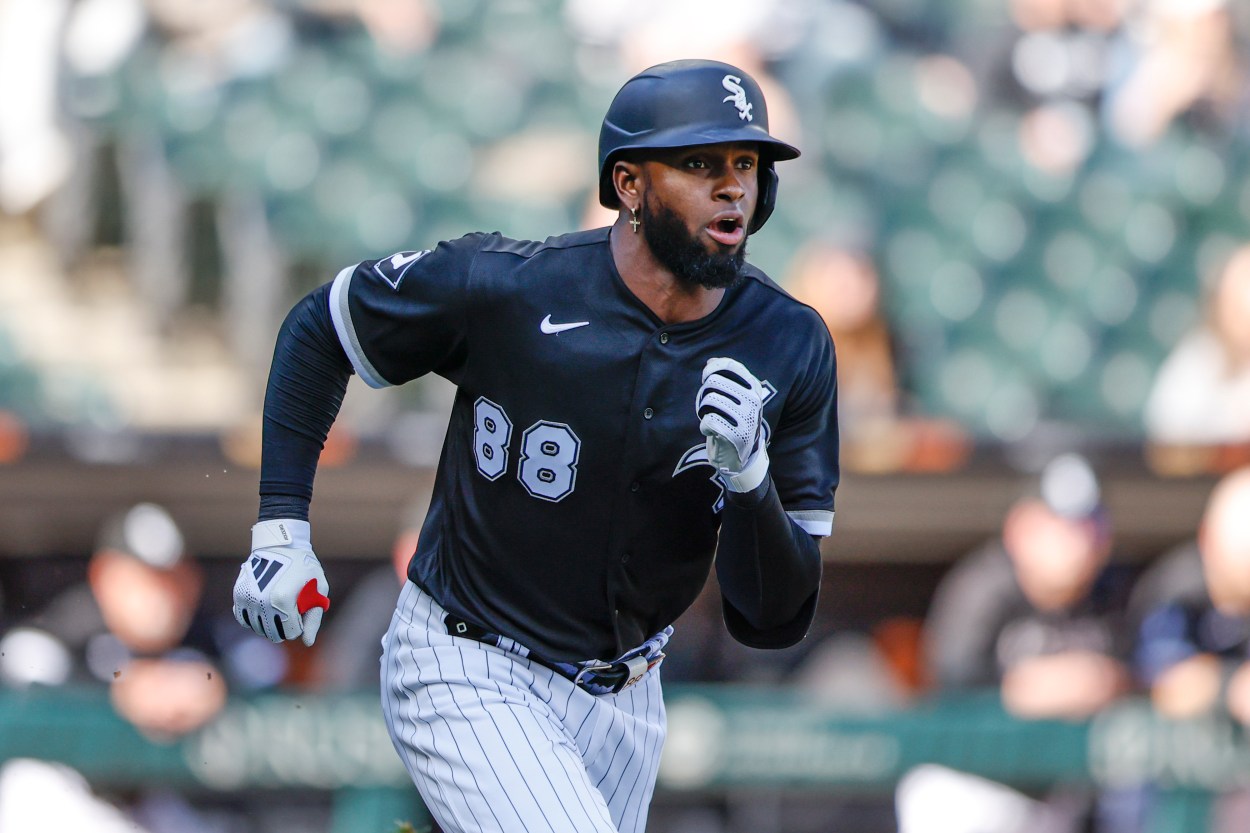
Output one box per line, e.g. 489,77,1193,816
443,613,662,696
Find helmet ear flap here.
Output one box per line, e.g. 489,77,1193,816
749,163,779,234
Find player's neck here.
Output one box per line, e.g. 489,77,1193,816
610,220,725,325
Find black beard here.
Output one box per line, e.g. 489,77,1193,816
641,194,746,290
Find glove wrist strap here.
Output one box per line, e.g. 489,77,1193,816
252,518,312,551
722,445,770,493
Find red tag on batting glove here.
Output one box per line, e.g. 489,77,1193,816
296,579,331,615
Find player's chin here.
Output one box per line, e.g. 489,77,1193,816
698,235,746,264
681,244,747,290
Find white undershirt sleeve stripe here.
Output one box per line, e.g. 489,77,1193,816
787,509,834,537
329,265,392,389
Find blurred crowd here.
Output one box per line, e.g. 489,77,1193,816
0,0,1247,455
0,458,1248,832
1,0,1250,831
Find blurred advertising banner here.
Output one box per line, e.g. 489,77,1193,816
2,686,1247,795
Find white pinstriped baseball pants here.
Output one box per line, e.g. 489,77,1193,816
380,582,667,833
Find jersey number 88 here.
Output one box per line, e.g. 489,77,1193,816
473,397,581,503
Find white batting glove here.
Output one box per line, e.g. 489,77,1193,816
232,519,330,646
696,357,770,493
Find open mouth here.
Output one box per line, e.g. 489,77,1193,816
706,215,745,247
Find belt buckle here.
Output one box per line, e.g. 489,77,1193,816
572,661,615,690
573,651,665,695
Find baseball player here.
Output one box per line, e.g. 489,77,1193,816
232,59,839,833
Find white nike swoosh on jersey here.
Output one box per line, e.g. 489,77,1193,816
540,315,590,334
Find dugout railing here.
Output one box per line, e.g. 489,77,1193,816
0,685,1230,832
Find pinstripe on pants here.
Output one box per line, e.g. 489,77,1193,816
381,582,668,833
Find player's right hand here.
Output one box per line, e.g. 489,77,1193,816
232,519,330,646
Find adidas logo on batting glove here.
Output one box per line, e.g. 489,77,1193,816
232,519,330,646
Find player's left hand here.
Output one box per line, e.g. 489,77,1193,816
232,519,330,646
696,357,770,493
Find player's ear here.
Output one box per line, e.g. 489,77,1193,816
612,159,642,208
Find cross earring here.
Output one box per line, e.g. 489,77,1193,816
629,207,640,233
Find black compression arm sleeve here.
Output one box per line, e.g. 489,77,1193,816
715,477,823,648
258,284,353,521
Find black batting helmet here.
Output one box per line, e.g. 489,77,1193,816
598,59,800,233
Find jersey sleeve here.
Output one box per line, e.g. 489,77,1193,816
769,317,840,537
328,233,486,387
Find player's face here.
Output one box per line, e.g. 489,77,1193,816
639,143,760,289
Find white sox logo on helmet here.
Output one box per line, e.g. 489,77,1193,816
721,75,753,122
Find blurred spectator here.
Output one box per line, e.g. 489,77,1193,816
0,758,154,833
292,0,440,55
1127,466,1250,832
788,241,899,428
0,503,239,730
0,502,276,833
1133,467,1250,722
89,525,226,739
993,0,1246,172
1104,0,1245,148
901,453,1134,833
788,241,912,471
925,452,1130,716
995,0,1131,174
138,0,293,80
0,0,73,215
1144,243,1250,447
786,239,970,473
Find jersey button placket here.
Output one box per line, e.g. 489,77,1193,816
659,332,669,344
643,408,654,420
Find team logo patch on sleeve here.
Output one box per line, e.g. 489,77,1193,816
372,250,431,290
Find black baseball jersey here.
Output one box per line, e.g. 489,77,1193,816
329,227,838,662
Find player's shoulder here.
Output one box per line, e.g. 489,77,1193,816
739,262,808,308
477,227,610,260
452,228,610,301
738,263,831,336
355,231,488,283
360,227,598,273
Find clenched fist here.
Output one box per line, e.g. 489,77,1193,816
696,357,770,493
232,519,330,646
